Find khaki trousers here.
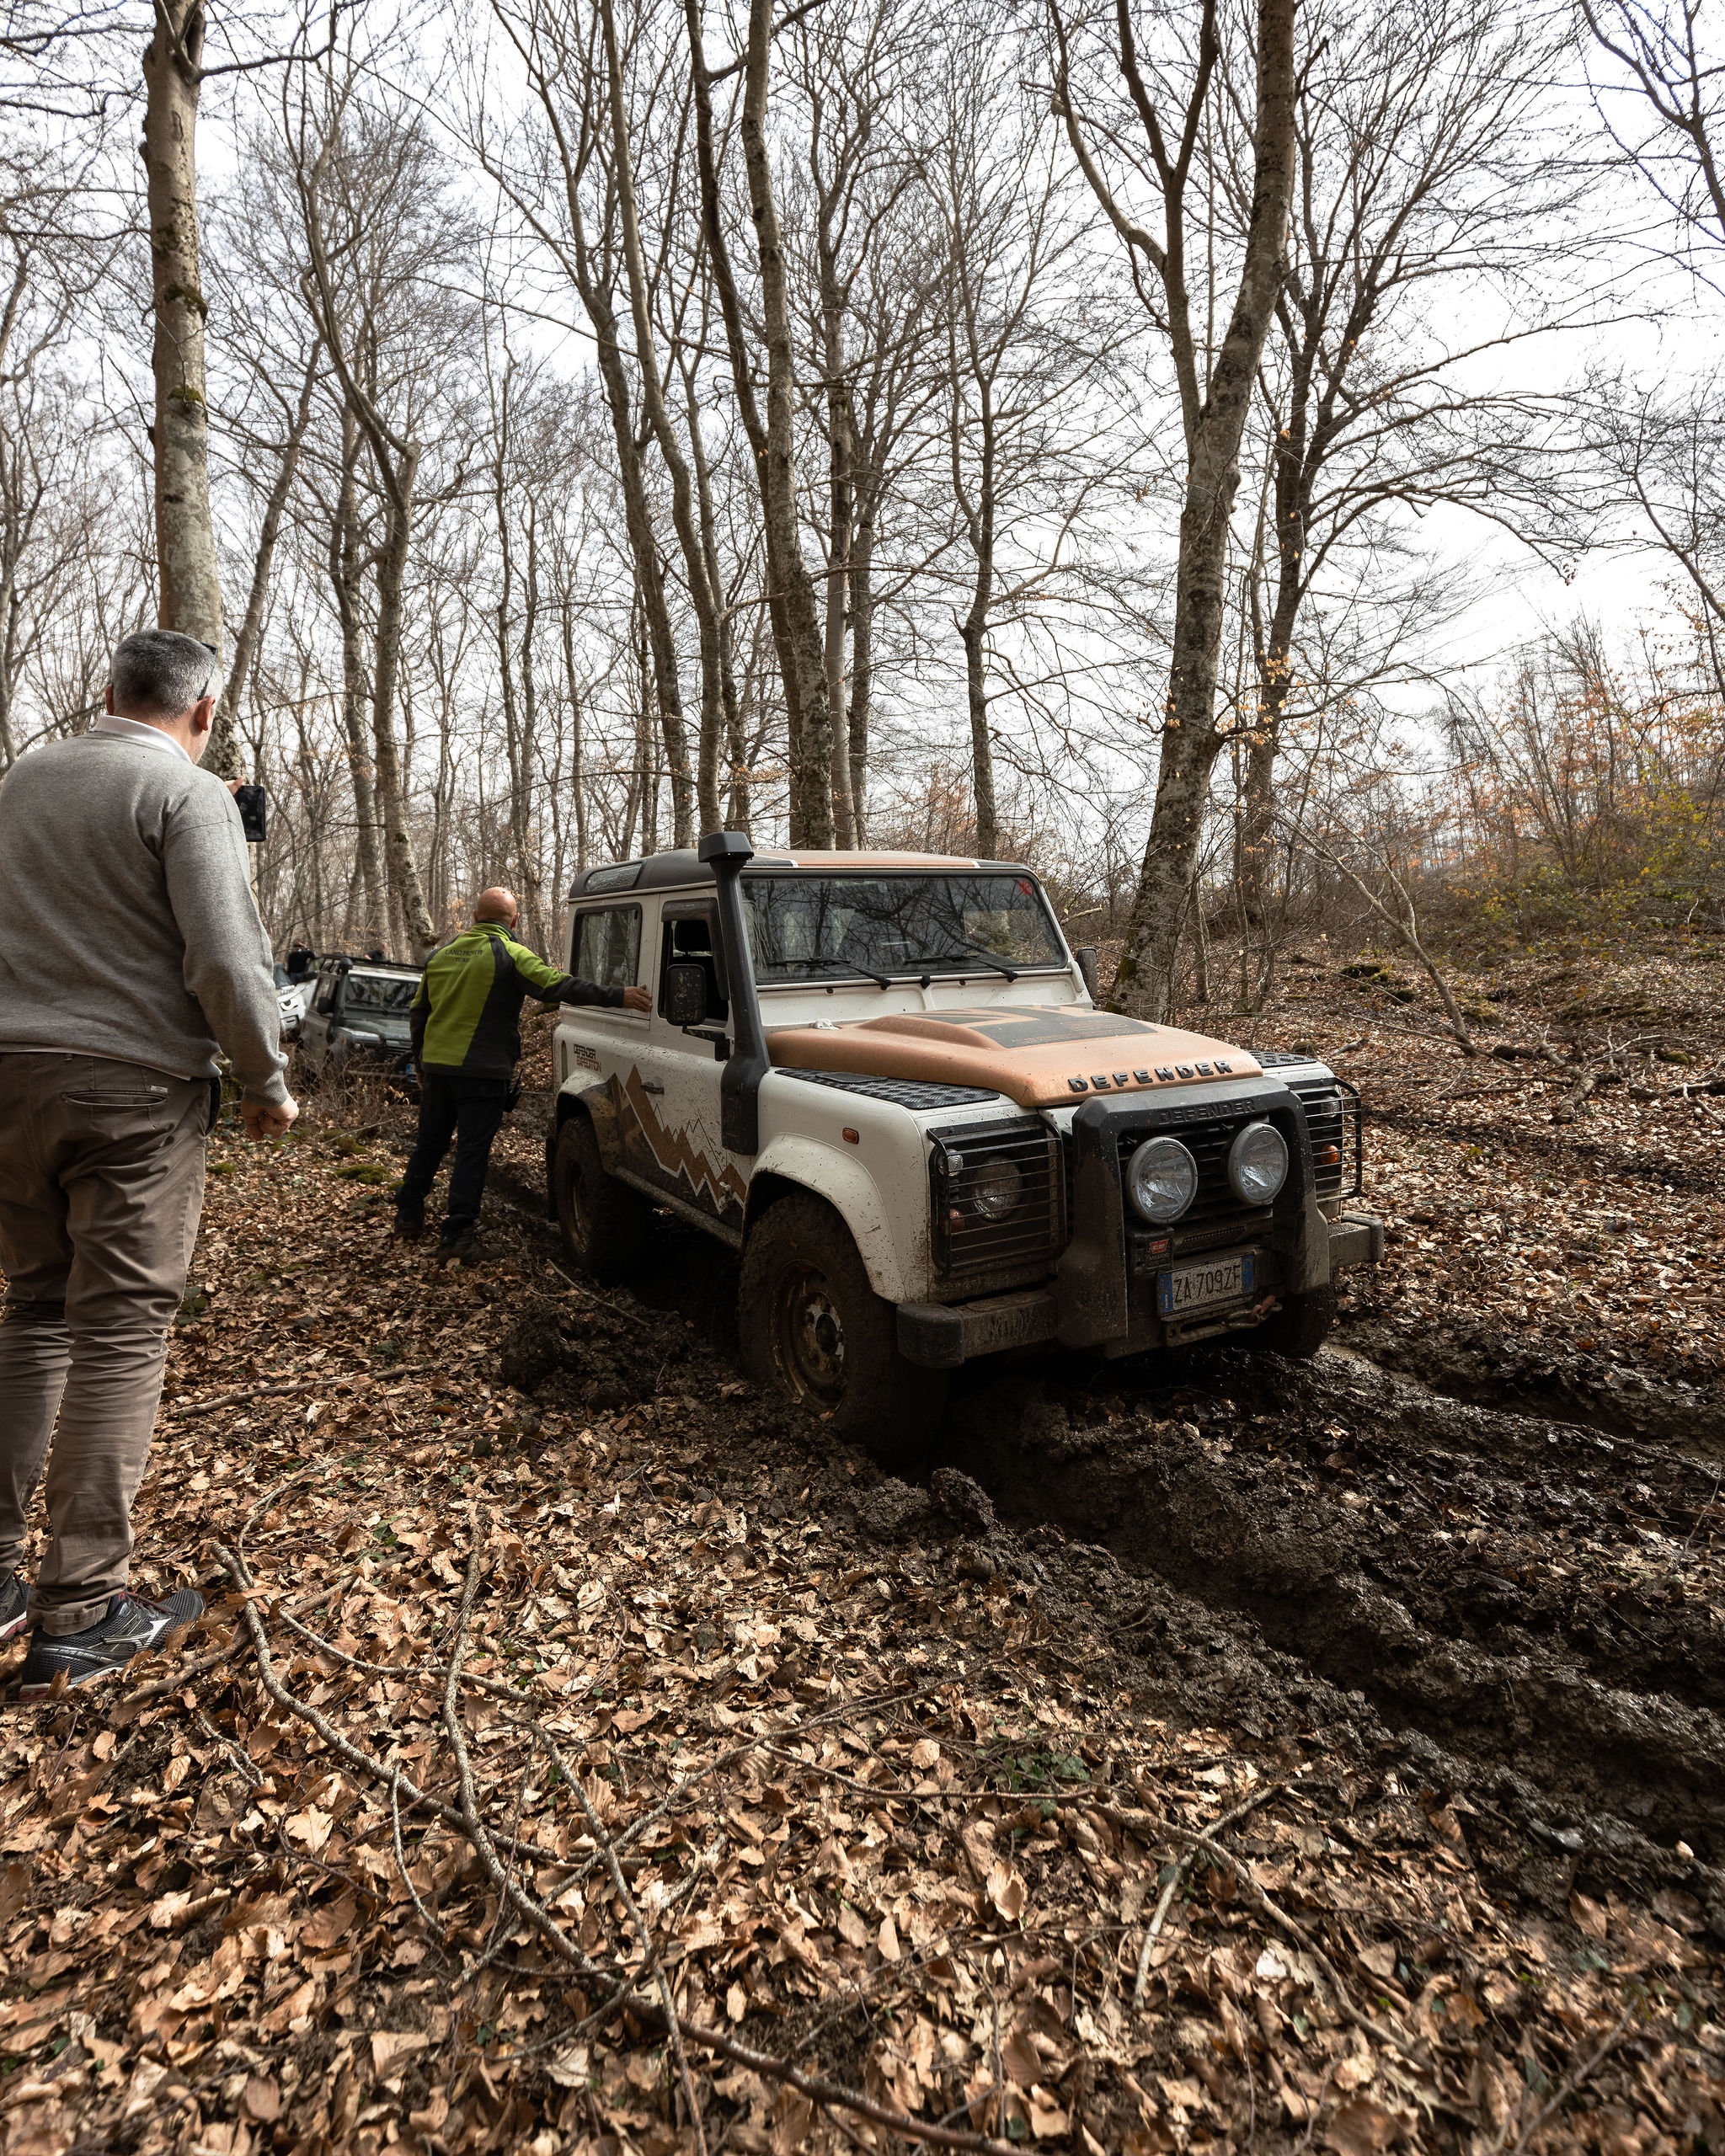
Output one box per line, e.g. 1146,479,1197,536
0,1054,209,1634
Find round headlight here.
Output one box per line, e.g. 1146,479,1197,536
1227,1120,1288,1206
969,1158,1023,1222
1127,1135,1198,1224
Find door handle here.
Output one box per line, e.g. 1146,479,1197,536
640,1081,665,1095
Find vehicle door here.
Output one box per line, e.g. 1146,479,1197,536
630,899,747,1230
563,900,654,1181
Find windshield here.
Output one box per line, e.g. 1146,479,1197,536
743,873,1065,984
342,971,419,1016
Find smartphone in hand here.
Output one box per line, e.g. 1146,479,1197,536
234,784,268,845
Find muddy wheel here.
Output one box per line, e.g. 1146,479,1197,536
555,1114,649,1283
738,1192,945,1464
1258,1283,1337,1360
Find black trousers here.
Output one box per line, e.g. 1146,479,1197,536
397,1072,511,1243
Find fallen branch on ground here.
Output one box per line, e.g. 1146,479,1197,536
1499,2003,1638,2153
214,1537,1023,2156
1133,1781,1284,2004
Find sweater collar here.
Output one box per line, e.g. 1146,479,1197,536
93,713,194,764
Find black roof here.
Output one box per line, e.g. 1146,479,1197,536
569,850,720,898
567,849,1029,899
313,954,424,976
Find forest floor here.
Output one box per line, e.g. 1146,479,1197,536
2,931,1724,2156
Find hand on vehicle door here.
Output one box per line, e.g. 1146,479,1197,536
622,985,651,1012
242,1091,299,1139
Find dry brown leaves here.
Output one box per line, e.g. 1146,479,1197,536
0,973,1719,2155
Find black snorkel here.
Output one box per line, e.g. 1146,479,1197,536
699,830,771,1155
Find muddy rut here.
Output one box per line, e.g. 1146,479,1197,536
919,1330,1725,1916
491,1171,1725,1940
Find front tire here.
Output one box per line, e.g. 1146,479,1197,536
737,1192,946,1465
555,1114,649,1283
1257,1283,1336,1359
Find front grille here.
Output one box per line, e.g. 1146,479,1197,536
929,1118,1065,1283
1117,1115,1274,1235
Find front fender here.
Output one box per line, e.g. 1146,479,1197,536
556,1078,629,1167
748,1134,912,1304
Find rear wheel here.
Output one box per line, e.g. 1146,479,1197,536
555,1114,649,1283
1257,1283,1336,1359
737,1192,946,1465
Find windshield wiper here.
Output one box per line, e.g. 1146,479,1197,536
919,944,1019,981
773,954,893,989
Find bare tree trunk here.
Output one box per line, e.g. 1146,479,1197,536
815,215,857,847
330,416,386,944
680,341,745,837
370,478,435,959
635,601,656,855
519,499,546,944
684,0,807,822
1056,0,1296,1019
740,0,834,846
686,0,835,844
489,367,543,941
596,0,711,850
499,15,695,851
961,613,996,858
560,597,590,874
210,344,319,779
847,496,874,841
142,0,227,756
297,141,436,962
573,257,689,849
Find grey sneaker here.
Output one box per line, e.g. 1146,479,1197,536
0,1572,25,1644
18,1588,205,1700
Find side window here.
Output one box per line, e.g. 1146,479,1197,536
314,977,337,1014
573,905,643,991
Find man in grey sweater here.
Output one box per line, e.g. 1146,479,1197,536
0,629,297,1699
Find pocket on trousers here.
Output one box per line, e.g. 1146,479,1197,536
64,1086,171,1111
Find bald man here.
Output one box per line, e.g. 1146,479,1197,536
400,889,649,1262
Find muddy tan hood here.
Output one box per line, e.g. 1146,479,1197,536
767,1007,1261,1109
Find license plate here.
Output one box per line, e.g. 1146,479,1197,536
1158,1251,1255,1318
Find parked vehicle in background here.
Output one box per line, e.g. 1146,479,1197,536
274,964,308,1041
548,835,1383,1461
297,957,422,1087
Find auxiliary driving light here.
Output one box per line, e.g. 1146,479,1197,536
1227,1120,1288,1206
1127,1134,1199,1224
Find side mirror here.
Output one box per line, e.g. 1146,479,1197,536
1075,945,1100,1002
662,962,709,1028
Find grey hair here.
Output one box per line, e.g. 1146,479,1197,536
110,628,222,718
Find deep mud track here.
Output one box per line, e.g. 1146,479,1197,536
494,1155,1725,1956
922,1326,1725,1936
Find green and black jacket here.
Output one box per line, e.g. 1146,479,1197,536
410,922,622,1080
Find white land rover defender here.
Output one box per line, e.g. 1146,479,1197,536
547,832,1382,1460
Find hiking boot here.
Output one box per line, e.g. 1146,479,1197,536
18,1588,205,1700
435,1230,484,1266
0,1572,26,1645
393,1209,425,1242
